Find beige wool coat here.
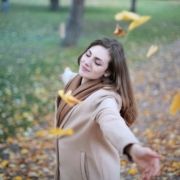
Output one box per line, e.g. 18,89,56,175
54,70,139,180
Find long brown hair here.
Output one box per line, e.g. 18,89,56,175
77,38,137,126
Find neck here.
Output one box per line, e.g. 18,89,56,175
81,78,88,84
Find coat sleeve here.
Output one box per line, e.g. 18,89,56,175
61,67,77,85
91,90,139,157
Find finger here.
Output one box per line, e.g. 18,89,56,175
146,148,161,159
141,173,149,180
143,165,154,180
140,166,152,180
146,159,160,179
147,165,156,180
141,159,157,180
59,74,62,80
152,159,160,177
144,164,152,174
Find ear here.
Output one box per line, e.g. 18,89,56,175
104,70,111,77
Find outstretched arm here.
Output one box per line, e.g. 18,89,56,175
125,144,161,180
59,67,77,85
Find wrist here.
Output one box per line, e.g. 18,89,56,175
129,143,141,159
124,144,134,162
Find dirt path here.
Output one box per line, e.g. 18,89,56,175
120,40,180,179
0,40,180,179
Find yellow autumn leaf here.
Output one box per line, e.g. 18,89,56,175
143,129,151,136
21,148,29,154
120,160,127,166
170,93,180,115
49,128,73,136
22,112,29,118
115,10,140,21
1,160,8,167
34,129,47,137
172,161,180,169
13,176,23,180
128,16,151,31
157,120,163,126
58,90,82,107
128,167,137,175
7,137,14,143
59,89,68,102
146,45,158,58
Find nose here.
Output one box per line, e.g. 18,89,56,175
84,57,92,67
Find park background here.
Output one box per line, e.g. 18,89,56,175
0,0,180,179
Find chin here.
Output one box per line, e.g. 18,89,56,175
80,73,92,81
79,70,86,78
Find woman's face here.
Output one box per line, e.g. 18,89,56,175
78,45,111,81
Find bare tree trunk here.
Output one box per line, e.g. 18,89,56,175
50,0,60,11
130,0,137,13
61,0,85,47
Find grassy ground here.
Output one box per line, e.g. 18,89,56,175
0,0,180,141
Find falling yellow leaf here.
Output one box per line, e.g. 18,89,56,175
34,129,48,137
49,128,73,136
1,160,8,167
13,176,23,180
58,90,82,107
128,16,151,31
170,93,180,115
146,45,158,58
113,24,126,37
128,167,137,175
115,10,140,21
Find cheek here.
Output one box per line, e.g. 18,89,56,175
79,56,84,63
79,58,83,64
93,67,106,75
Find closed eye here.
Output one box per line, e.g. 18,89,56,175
95,61,101,66
86,53,90,57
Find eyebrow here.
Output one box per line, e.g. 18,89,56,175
88,50,104,62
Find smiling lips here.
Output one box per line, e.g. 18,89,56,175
82,65,90,72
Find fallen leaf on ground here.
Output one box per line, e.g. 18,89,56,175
1,160,8,167
13,176,23,180
128,167,137,175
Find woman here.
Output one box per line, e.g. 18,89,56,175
55,38,161,180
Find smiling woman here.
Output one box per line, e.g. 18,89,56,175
55,38,161,180
78,45,110,82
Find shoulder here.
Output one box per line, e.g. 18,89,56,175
91,89,122,109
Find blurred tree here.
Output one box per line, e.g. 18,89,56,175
50,0,60,11
130,0,137,12
61,0,85,47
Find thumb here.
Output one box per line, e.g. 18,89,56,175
146,148,161,159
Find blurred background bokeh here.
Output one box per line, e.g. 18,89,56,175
0,0,180,179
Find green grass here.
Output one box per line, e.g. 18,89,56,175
0,0,180,141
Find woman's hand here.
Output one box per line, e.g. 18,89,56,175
129,144,161,180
